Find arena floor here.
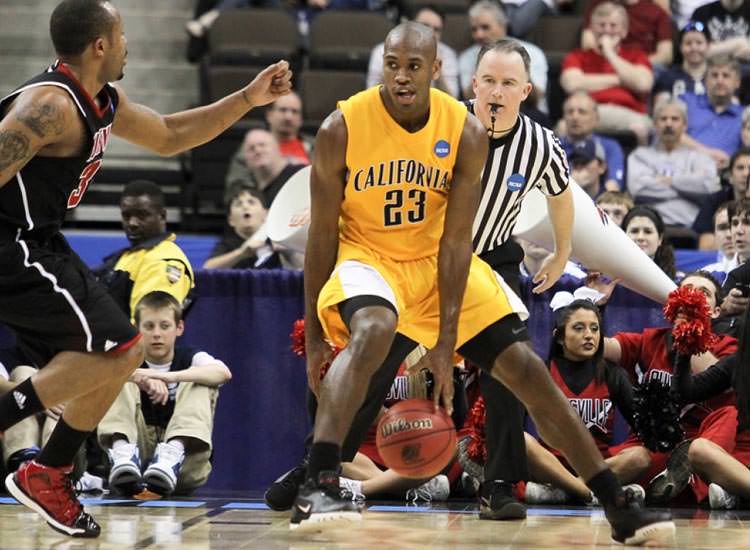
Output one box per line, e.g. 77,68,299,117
0,495,747,549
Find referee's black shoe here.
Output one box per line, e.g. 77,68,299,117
605,486,675,545
478,480,527,520
289,471,362,531
264,457,308,511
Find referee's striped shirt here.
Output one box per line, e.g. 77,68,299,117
467,102,571,256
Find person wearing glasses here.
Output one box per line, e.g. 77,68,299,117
653,21,709,106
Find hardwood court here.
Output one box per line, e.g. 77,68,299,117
0,496,747,549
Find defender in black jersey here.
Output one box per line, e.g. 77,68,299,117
0,0,291,538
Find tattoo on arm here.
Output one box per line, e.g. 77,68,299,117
0,130,30,172
15,100,65,138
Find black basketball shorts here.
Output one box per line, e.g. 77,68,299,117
0,232,139,367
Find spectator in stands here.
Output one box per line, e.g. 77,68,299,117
680,54,743,168
501,0,572,38
653,21,709,105
692,0,750,60
367,6,459,98
561,2,654,144
581,0,673,69
185,0,281,38
265,92,314,165
700,203,738,282
458,0,548,109
518,238,587,281
596,190,634,226
203,183,280,269
627,98,720,228
559,92,624,191
721,198,750,314
224,128,305,207
695,147,750,245
97,181,195,320
569,138,609,198
621,206,678,279
99,292,231,496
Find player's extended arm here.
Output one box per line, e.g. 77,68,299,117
534,185,574,293
0,87,79,188
112,61,292,156
303,110,347,396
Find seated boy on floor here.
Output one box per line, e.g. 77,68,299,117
98,291,232,496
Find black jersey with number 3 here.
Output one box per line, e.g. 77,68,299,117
0,61,119,235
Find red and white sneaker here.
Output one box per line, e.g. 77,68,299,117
5,460,101,538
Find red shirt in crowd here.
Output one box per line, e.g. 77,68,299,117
583,0,672,55
562,47,652,113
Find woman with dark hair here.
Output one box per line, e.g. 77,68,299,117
622,205,678,280
672,304,750,509
523,297,643,504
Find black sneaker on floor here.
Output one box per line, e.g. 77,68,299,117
478,480,527,520
646,439,692,505
289,471,363,531
264,459,308,511
606,489,675,545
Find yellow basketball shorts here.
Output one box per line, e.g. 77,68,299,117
317,240,528,350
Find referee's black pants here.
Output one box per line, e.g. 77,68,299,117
478,240,529,485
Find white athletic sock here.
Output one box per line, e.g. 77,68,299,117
166,439,185,454
112,438,130,451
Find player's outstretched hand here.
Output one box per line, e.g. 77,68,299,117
408,345,454,416
243,60,293,108
532,251,567,294
305,337,333,398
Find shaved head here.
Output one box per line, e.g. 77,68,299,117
384,22,437,63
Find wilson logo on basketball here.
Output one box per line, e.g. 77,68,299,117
380,417,433,437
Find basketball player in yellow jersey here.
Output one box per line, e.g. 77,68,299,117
295,24,674,545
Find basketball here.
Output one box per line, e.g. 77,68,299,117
375,398,457,479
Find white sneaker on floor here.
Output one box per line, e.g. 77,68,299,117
76,471,106,495
143,442,185,496
708,483,737,509
339,477,365,502
406,475,450,502
525,482,568,504
108,442,142,495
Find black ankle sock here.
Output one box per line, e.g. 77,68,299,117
0,378,45,432
587,468,623,508
36,418,90,468
307,442,341,480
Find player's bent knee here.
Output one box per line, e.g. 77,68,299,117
348,316,397,356
490,343,547,397
108,339,145,377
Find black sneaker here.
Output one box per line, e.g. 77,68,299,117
646,439,692,505
264,459,308,511
289,471,363,531
606,489,675,545
478,480,526,520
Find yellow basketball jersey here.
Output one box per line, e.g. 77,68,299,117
337,86,467,261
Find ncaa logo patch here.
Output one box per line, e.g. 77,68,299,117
507,173,525,192
434,140,450,158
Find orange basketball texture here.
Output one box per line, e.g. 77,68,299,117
375,398,457,479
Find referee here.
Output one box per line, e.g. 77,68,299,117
467,38,574,520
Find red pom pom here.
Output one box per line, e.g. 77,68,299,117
290,319,306,357
466,396,487,463
289,318,342,380
663,286,718,355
